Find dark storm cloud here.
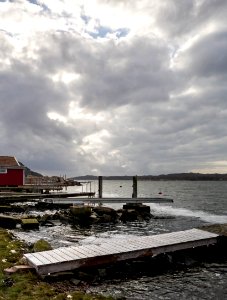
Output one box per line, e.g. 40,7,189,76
79,37,176,109
179,31,227,78
0,37,79,173
154,0,227,38
37,32,177,110
1,1,227,175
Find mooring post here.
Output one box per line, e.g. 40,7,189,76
98,176,103,198
132,175,138,198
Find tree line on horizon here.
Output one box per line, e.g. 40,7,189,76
72,173,227,181
19,161,227,181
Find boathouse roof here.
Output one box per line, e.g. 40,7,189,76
0,156,22,168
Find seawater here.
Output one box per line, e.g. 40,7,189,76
14,180,227,299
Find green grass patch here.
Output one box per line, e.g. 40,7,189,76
0,228,114,300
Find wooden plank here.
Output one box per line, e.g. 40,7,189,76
75,245,107,257
89,244,114,255
24,253,44,266
24,229,219,275
31,253,53,265
56,247,84,260
90,243,123,256
63,247,88,259
48,197,173,204
52,248,76,261
46,250,68,262
151,237,218,256
100,241,137,253
38,251,60,264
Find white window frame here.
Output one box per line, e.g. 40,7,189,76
0,168,7,174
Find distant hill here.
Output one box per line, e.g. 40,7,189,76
72,173,227,181
19,162,43,177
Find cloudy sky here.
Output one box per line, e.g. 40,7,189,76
0,0,227,176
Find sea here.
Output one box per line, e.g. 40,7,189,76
14,180,227,299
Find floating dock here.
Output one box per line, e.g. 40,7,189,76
43,197,173,204
24,228,218,275
0,192,95,203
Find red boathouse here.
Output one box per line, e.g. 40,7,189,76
0,156,25,186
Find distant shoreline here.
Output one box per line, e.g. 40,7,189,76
72,173,227,181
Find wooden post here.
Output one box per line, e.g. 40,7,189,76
98,176,103,198
132,176,138,198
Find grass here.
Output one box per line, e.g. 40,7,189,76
0,228,114,300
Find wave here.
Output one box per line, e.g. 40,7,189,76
150,204,227,224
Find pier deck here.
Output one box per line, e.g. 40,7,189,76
24,228,218,275
0,192,95,203
43,197,173,204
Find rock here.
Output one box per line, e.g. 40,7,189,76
0,205,13,213
4,265,34,274
59,215,70,224
39,214,50,224
120,209,139,222
2,277,14,287
70,278,81,286
98,268,107,277
0,205,25,213
0,214,19,229
123,203,151,213
4,266,17,274
91,206,118,223
92,206,117,217
89,212,99,223
32,239,52,252
119,208,152,222
39,215,55,227
199,223,227,236
70,206,92,225
98,214,115,223
70,206,92,218
43,271,74,281
21,218,39,230
77,271,95,282
18,257,28,265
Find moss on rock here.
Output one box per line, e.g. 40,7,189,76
199,223,227,236
21,218,39,230
32,239,52,252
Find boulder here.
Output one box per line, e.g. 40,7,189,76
70,206,92,218
0,214,19,229
119,209,139,222
123,203,151,213
91,206,118,223
119,207,152,223
21,218,39,230
32,239,52,252
92,206,117,217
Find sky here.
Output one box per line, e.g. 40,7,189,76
0,0,227,176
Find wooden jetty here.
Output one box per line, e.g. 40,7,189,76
43,197,173,204
24,228,218,275
0,192,95,203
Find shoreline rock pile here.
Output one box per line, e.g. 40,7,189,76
0,203,153,230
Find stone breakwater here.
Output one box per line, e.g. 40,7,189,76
0,203,153,229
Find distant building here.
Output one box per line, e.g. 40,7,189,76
0,156,25,186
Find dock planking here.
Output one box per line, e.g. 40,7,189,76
24,228,218,275
43,197,174,204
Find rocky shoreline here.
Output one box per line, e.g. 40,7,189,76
1,224,227,300
0,228,117,300
1,200,227,300
0,203,153,230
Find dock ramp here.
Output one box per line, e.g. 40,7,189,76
24,228,218,275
